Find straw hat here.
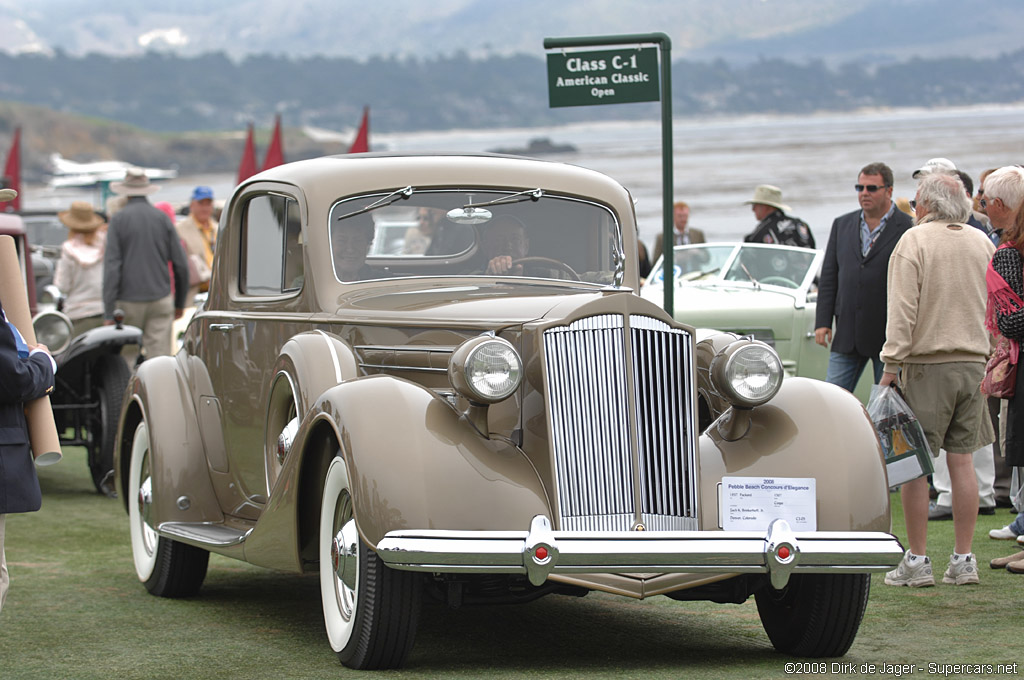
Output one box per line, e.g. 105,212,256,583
110,167,159,196
0,188,16,202
58,201,106,233
744,185,790,213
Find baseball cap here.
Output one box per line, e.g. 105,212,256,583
912,158,957,179
191,185,215,201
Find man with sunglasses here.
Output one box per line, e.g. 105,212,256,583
814,162,914,392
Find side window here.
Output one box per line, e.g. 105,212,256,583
240,194,302,295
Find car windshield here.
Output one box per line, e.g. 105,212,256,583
21,213,67,253
328,189,624,286
649,243,818,290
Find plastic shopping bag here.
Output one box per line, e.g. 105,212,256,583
866,385,934,489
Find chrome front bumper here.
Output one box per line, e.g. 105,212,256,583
375,515,904,589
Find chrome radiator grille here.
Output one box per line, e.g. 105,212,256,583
543,314,697,532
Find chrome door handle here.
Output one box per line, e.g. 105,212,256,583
210,323,237,332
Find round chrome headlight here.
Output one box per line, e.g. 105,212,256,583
31,310,73,355
711,340,783,408
449,336,523,404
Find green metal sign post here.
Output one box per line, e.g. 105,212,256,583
543,33,674,316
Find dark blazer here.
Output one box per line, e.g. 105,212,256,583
814,207,914,357
0,302,55,514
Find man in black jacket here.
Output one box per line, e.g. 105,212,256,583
0,298,55,612
814,162,914,391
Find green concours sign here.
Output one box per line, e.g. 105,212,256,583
547,48,659,107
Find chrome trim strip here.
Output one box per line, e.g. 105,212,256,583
357,363,448,374
315,329,342,383
354,344,458,354
376,517,904,588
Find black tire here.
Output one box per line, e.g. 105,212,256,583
88,355,131,494
755,573,870,657
128,421,210,598
320,455,420,669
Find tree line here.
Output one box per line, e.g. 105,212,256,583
0,48,1022,135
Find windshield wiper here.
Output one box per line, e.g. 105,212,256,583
739,262,761,290
337,186,414,220
461,188,543,209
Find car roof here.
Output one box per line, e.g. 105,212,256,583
0,212,27,237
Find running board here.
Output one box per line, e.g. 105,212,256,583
158,521,251,547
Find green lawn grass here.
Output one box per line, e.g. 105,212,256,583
1,448,1021,679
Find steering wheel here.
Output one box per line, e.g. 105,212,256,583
510,256,580,281
760,276,799,288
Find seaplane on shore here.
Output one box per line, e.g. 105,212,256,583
47,153,178,189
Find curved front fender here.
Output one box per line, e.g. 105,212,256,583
320,376,551,547
697,377,891,533
114,355,222,526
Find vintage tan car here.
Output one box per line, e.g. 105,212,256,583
113,154,903,670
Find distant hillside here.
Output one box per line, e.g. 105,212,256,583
1,47,1023,137
4,0,1023,64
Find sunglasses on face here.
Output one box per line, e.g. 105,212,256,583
855,184,888,193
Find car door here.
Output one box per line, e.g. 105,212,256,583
197,191,308,517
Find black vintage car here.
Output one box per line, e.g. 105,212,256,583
34,311,140,493
4,211,141,493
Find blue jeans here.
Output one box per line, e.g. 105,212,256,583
825,351,884,393
1010,511,1024,536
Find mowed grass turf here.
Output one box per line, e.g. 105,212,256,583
1,447,1021,679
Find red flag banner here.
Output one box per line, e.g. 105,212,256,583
1,126,21,211
262,114,284,171
237,123,258,185
348,107,369,154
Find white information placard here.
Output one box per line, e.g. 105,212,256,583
721,477,817,531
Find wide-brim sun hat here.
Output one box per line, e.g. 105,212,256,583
110,167,160,196
744,184,790,213
0,188,16,202
58,200,106,233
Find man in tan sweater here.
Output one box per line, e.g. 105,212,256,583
880,172,995,588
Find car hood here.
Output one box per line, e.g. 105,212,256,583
670,285,802,335
336,280,622,326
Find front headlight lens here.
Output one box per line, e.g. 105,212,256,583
722,342,783,405
31,311,73,354
450,336,523,404
465,341,522,402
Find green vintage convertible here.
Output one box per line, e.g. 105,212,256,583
640,242,873,403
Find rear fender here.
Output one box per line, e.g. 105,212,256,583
697,377,891,533
316,376,550,548
114,355,222,525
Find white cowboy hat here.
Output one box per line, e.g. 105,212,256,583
110,167,160,196
744,185,790,213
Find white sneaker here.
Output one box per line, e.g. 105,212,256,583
1018,534,1024,547
943,553,980,585
884,551,934,587
989,525,1020,540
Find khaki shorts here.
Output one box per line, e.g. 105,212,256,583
901,362,995,456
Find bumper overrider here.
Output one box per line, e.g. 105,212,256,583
375,515,904,589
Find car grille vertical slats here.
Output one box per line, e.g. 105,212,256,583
543,314,697,532
631,316,696,531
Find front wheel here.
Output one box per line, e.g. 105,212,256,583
128,421,209,597
755,573,870,657
89,355,131,494
319,454,420,670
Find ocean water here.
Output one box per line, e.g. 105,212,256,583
27,103,1024,249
